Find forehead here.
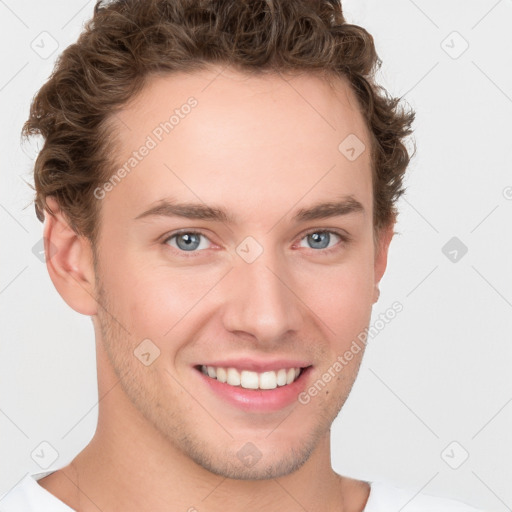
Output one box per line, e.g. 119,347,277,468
102,67,372,226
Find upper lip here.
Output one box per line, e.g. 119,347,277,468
196,358,312,373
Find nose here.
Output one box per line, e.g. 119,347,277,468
220,250,304,345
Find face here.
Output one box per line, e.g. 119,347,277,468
91,67,390,479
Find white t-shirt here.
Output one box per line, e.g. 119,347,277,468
0,470,485,511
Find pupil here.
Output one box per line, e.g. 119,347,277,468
310,232,329,249
178,233,199,251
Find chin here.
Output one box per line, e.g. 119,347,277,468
195,445,313,481
173,425,322,481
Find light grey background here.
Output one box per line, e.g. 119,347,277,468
1,1,511,510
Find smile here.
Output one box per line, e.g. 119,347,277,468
199,365,304,390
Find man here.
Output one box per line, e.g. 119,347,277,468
1,0,485,510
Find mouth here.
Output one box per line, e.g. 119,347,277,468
193,363,313,412
195,364,307,390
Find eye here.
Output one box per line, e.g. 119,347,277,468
297,229,348,253
162,228,350,257
164,231,212,253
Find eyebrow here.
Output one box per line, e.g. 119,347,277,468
134,195,365,224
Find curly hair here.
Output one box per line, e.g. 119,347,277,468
22,0,415,247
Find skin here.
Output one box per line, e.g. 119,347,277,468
38,66,394,512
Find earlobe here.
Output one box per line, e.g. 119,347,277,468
43,196,98,316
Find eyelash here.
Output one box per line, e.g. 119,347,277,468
162,228,351,258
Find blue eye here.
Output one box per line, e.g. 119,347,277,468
301,229,348,252
165,231,211,252
163,229,349,257
300,231,342,250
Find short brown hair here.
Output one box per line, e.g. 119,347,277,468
22,0,415,247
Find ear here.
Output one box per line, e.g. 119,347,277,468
372,221,395,303
43,196,98,316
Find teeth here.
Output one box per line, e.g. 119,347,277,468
200,365,303,390
276,369,287,386
226,367,241,386
240,371,259,389
216,367,227,383
259,371,277,390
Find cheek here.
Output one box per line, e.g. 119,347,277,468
300,256,375,335
120,266,218,337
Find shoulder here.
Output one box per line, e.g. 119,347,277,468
365,481,486,512
0,471,74,512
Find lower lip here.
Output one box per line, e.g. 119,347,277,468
196,366,313,413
